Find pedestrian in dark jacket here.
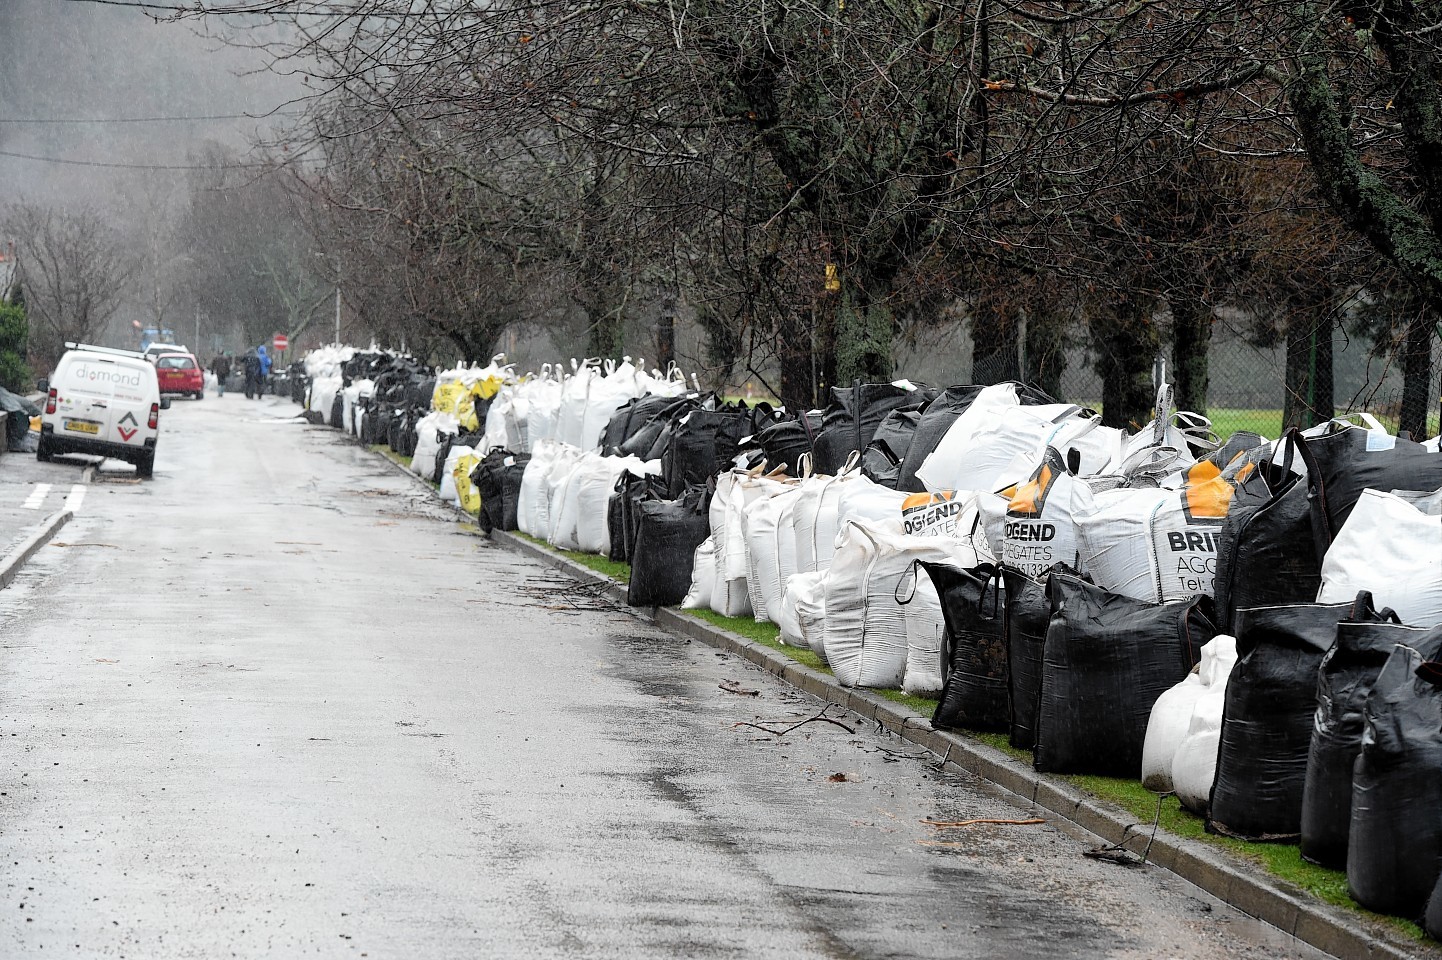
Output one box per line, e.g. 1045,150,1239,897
210,354,232,396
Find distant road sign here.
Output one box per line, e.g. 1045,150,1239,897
273,333,289,351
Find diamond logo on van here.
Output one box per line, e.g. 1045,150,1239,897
118,411,138,441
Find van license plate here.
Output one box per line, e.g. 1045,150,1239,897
64,419,100,435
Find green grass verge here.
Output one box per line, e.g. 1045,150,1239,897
371,444,413,470
490,528,1425,942
513,532,632,583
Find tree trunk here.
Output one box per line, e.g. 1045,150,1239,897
1400,311,1435,439
1171,298,1212,414
1092,301,1159,429
655,296,676,371
971,305,1021,384
834,282,894,383
1023,309,1067,400
777,307,818,412
1283,311,1335,429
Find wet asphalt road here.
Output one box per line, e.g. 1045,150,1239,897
0,394,1334,959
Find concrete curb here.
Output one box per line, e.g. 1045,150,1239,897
0,509,73,590
360,439,1426,960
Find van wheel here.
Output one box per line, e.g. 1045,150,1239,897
36,433,53,463
135,452,154,480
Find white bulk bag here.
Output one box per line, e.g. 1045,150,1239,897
901,564,946,697
682,537,716,611
543,445,585,546
550,451,602,551
745,485,804,624
914,382,1022,491
1078,461,1237,603
994,448,1098,580
579,359,647,452
1141,635,1238,792
822,519,966,688
934,403,1107,493
576,456,654,556
712,473,789,618
411,411,459,482
438,444,475,503
516,440,560,536
309,375,342,420
788,571,829,659
341,379,374,436
1172,683,1230,816
483,388,514,453
901,490,979,538
804,475,905,574
1318,488,1442,626
555,362,598,449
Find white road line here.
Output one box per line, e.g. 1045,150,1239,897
63,485,86,514
22,484,51,510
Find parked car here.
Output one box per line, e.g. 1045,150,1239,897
154,351,204,399
143,342,188,362
38,342,162,478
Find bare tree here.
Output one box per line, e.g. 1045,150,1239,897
1,203,134,371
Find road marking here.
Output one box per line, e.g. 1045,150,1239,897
22,484,51,510
63,485,86,514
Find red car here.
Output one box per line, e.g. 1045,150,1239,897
153,351,204,399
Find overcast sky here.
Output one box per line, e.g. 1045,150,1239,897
0,1,302,209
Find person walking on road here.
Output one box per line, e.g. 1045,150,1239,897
242,349,264,399
210,353,231,396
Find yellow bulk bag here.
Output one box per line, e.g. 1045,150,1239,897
454,452,483,515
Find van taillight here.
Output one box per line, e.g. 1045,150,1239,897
148,403,159,429
45,388,57,415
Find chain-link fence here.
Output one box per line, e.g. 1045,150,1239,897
895,313,1441,441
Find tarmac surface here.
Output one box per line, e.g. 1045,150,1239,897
0,393,1357,958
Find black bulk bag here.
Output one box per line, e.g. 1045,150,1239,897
1212,436,1319,634
471,449,531,534
1002,568,1055,750
619,396,698,461
328,391,345,429
1207,601,1365,841
628,485,712,608
861,406,925,489
612,473,669,563
922,563,1009,732
1300,421,1442,552
895,382,1057,492
1302,606,1439,868
661,406,760,496
1348,647,1442,918
602,394,686,456
811,382,936,475
746,414,821,477
1034,573,1214,776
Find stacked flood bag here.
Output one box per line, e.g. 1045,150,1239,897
1349,645,1442,920
924,563,1009,731
471,448,532,534
628,484,712,607
1301,605,1441,868
1208,598,1390,841
1034,572,1216,776
811,381,935,475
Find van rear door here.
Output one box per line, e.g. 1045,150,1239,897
108,359,157,447
54,354,119,441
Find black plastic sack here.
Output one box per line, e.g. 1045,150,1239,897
1302,604,1439,868
611,473,668,563
619,396,697,460
328,391,345,429
922,563,1008,732
811,382,936,475
861,407,925,489
1208,601,1369,841
895,382,1057,492
661,405,772,496
1002,568,1053,750
471,449,531,534
1034,573,1214,776
1297,423,1442,552
1212,438,1318,634
602,394,687,456
1348,647,1442,918
746,414,821,477
628,484,712,608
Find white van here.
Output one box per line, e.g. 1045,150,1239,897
38,343,162,478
